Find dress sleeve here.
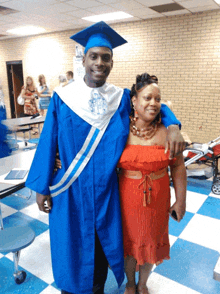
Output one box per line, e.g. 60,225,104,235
160,103,181,129
25,94,58,195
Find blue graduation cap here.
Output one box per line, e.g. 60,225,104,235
70,21,127,54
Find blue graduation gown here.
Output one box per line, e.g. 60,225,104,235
26,87,180,293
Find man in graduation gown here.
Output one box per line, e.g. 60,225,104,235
26,21,185,294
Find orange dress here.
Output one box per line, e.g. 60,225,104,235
118,145,174,266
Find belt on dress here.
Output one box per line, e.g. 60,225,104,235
120,167,168,207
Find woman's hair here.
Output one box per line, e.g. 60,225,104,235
130,73,160,122
25,76,35,89
38,74,45,86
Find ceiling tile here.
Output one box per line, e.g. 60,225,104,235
130,7,161,18
65,0,101,9
189,5,220,12
86,5,117,14
95,0,119,4
110,0,146,11
66,9,95,18
48,13,78,21
136,0,176,6
0,0,14,3
178,0,217,9
64,17,89,25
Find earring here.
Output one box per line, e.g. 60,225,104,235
134,110,138,120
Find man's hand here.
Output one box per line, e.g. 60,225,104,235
36,193,52,213
169,201,186,222
165,125,186,159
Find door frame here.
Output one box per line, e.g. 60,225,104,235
6,60,24,118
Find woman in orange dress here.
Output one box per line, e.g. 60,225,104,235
118,73,187,294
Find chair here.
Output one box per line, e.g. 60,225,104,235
15,126,36,150
0,188,35,284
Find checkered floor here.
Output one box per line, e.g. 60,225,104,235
0,178,220,294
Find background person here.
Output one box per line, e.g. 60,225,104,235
38,74,51,116
21,76,39,135
66,71,74,83
58,74,67,87
21,76,38,117
118,73,187,294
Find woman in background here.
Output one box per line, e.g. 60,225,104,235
118,73,187,294
21,76,39,135
38,74,51,116
21,76,38,117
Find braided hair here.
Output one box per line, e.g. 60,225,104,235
130,73,159,120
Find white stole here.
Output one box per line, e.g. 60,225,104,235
54,78,123,130
50,79,124,197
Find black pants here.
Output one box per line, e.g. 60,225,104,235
61,232,108,294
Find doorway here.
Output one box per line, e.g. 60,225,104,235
6,61,24,118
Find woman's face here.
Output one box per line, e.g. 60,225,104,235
41,76,45,84
27,77,33,86
132,83,161,123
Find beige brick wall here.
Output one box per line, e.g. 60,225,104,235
1,10,220,143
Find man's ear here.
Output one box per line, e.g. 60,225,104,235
111,59,113,70
82,55,85,67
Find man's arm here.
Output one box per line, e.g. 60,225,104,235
160,103,185,159
160,103,181,128
25,93,58,212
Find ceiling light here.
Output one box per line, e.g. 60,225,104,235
82,11,133,23
7,26,46,36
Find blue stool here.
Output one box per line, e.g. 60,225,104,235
0,204,35,284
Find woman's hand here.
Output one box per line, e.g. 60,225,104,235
54,151,62,173
165,125,186,159
36,193,52,213
169,200,186,222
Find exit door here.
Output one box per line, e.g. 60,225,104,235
6,61,24,118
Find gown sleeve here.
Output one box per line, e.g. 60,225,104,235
160,103,181,129
25,95,58,195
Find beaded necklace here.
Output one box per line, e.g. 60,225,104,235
130,116,160,140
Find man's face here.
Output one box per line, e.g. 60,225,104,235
83,47,113,88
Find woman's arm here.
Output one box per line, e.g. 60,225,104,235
21,87,35,100
170,154,187,222
38,85,51,97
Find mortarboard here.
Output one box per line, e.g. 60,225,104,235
70,21,127,54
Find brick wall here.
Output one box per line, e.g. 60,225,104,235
0,10,220,142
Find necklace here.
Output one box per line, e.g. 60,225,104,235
130,117,160,140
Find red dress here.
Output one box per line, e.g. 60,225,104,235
118,145,174,266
